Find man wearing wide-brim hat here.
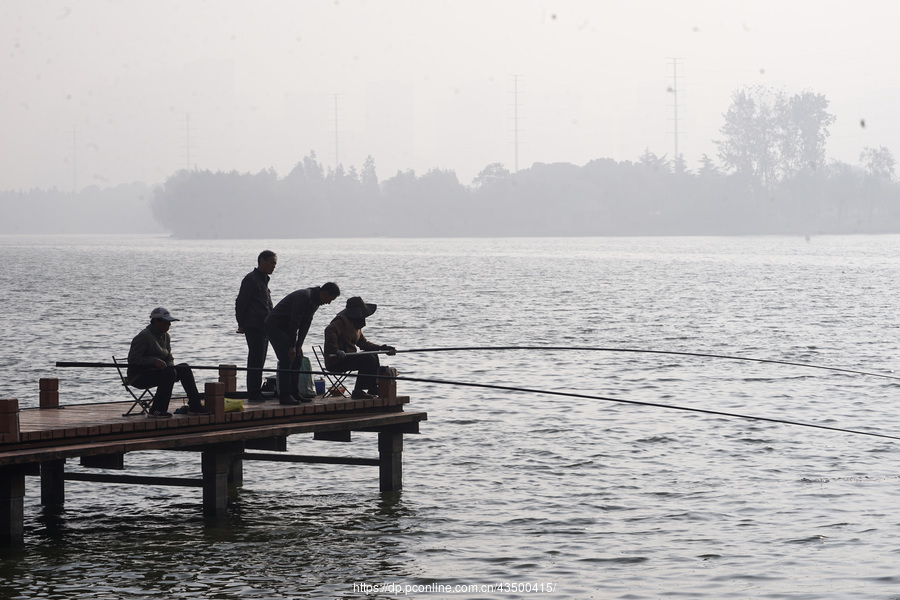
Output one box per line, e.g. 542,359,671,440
324,297,396,399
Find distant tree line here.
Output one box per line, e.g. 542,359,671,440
150,85,900,238
5,85,900,237
0,183,160,234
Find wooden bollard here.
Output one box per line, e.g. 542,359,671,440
218,365,237,394
377,367,397,400
205,382,226,421
0,399,20,443
39,378,59,408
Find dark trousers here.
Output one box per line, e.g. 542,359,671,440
132,363,201,412
331,353,380,393
244,327,268,395
266,324,301,399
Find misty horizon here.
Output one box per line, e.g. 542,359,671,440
3,1,900,194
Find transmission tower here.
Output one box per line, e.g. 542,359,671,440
510,75,523,172
333,94,341,170
72,127,78,193
667,58,684,162
181,113,195,171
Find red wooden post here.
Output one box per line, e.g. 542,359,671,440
218,365,237,394
377,367,397,400
205,382,225,421
39,378,59,409
0,399,20,444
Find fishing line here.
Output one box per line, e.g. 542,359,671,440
396,346,900,382
56,362,296,373
383,372,900,442
55,361,900,442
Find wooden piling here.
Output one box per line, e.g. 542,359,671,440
39,379,59,409
0,399,19,444
377,368,397,400
40,459,66,506
202,443,241,518
378,430,403,491
0,466,25,545
218,365,237,394
205,381,225,422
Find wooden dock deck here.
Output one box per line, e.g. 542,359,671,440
0,372,426,545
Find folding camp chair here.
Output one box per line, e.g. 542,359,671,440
113,355,155,416
312,345,349,397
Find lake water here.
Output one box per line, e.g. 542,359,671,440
2,234,900,599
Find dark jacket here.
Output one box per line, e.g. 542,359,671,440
235,268,273,331
127,324,174,381
323,314,381,369
266,287,323,347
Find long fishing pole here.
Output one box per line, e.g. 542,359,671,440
386,372,900,442
55,361,900,442
395,346,900,382
56,362,305,373
59,346,899,382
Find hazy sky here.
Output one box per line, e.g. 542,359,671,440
3,0,899,191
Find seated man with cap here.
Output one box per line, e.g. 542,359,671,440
127,307,210,418
323,297,396,399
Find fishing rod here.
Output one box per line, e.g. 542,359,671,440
58,341,900,383
395,346,900,382
385,372,900,442
55,361,900,442
56,362,311,373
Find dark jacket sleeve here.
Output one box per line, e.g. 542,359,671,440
323,322,339,368
288,292,311,347
235,273,254,328
357,332,381,352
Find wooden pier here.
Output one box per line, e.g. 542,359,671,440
0,368,426,545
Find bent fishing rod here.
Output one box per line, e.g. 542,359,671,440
394,346,900,383
56,360,900,442
385,372,900,443
58,343,900,382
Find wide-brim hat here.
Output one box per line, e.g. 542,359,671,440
339,296,377,319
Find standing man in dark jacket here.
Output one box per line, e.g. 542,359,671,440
235,250,277,403
266,282,340,404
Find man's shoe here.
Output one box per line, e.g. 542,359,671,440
279,396,301,405
187,404,211,415
247,394,267,404
148,409,172,418
351,390,376,400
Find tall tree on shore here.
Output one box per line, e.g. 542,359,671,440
361,154,379,193
715,86,779,193
860,146,896,181
780,91,835,177
716,86,836,191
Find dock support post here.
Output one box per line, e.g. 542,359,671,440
228,445,244,488
0,467,26,545
0,399,20,444
202,443,241,517
39,379,59,409
205,382,226,422
218,365,237,394
378,431,403,492
40,459,66,506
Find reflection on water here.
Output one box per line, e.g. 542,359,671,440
2,235,900,598
5,487,415,599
